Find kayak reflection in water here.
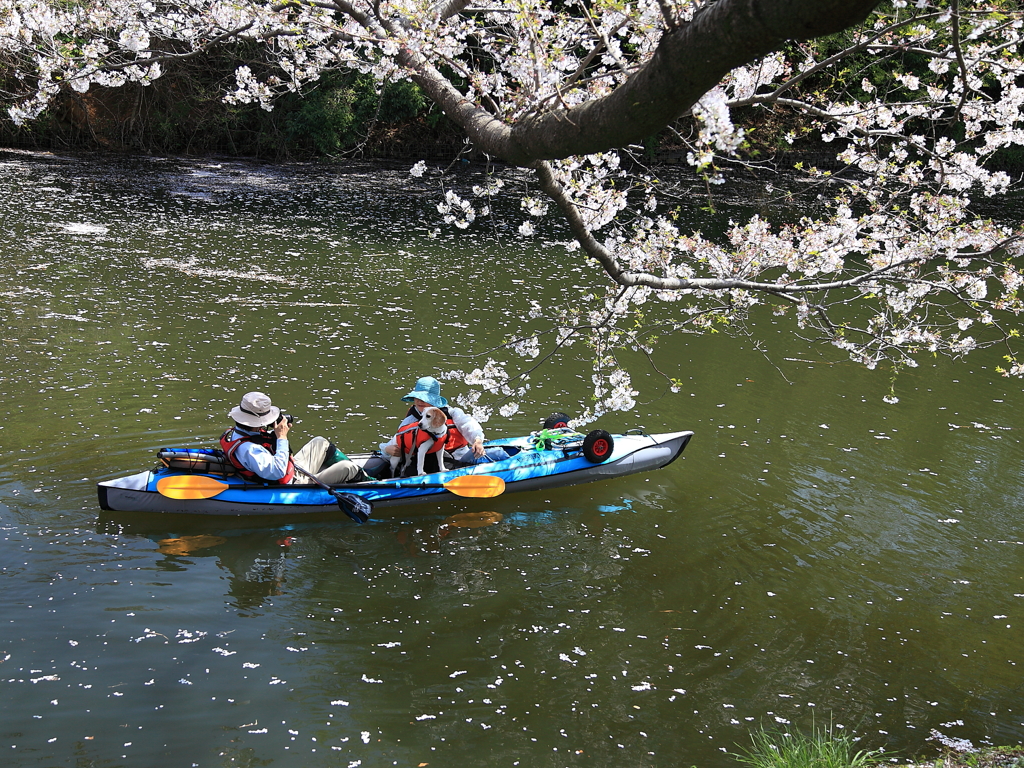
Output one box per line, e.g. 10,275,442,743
220,391,368,484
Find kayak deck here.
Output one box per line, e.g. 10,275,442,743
98,429,693,516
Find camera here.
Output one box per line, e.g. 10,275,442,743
277,413,294,426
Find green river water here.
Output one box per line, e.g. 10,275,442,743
1,148,1023,768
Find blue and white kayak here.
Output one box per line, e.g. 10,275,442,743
97,428,693,517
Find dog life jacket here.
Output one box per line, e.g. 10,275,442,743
397,407,470,458
220,428,296,484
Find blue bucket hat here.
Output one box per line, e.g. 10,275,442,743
402,376,448,408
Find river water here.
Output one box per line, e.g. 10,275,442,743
1,148,1023,768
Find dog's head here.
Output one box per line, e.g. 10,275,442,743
420,407,447,431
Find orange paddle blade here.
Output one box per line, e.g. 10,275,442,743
444,475,505,498
156,475,230,500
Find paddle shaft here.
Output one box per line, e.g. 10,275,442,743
363,474,505,498
292,463,370,523
371,482,458,489
292,463,335,492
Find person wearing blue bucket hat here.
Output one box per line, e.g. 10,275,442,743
402,376,449,409
379,376,509,475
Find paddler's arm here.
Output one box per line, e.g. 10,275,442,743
450,408,487,457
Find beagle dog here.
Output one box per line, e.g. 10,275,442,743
390,406,449,477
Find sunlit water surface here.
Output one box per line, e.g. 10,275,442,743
2,149,1023,768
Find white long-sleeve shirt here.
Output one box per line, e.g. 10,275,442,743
227,427,292,481
383,406,484,460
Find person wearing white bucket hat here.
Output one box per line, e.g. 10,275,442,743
220,391,366,485
379,376,509,475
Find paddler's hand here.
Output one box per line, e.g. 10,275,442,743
471,438,485,458
384,444,399,456
274,417,291,440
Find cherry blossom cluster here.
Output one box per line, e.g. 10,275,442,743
477,2,1024,416
3,0,1023,417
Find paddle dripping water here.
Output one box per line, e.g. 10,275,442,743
1,150,1024,768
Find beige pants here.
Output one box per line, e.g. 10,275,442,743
290,436,362,484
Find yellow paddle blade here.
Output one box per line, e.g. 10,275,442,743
443,475,506,498
156,475,230,500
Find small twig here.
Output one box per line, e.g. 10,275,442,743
949,0,970,125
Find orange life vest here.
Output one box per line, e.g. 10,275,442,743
220,428,296,484
396,409,470,458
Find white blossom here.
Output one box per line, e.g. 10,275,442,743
2,0,1023,415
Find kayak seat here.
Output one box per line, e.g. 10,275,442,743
157,448,237,477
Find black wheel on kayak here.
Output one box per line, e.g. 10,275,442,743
543,412,572,429
582,430,614,463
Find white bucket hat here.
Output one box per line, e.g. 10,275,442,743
229,391,281,428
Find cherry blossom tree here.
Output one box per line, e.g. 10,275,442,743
2,0,1022,422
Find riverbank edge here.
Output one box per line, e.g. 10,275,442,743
875,745,1024,768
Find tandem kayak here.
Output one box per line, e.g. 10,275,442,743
97,426,693,519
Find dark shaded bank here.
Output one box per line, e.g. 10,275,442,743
6,68,1024,174
0,71,470,161
0,76,870,167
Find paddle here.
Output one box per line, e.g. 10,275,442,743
156,475,229,500
291,464,371,524
368,474,506,498
155,470,371,524
153,471,502,508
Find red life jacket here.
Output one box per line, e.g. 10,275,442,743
220,428,296,484
396,408,470,458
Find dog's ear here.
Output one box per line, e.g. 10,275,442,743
430,408,446,428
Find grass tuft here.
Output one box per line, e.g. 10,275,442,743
732,721,880,768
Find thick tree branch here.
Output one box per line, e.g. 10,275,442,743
444,0,882,165
433,0,474,22
728,11,945,111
